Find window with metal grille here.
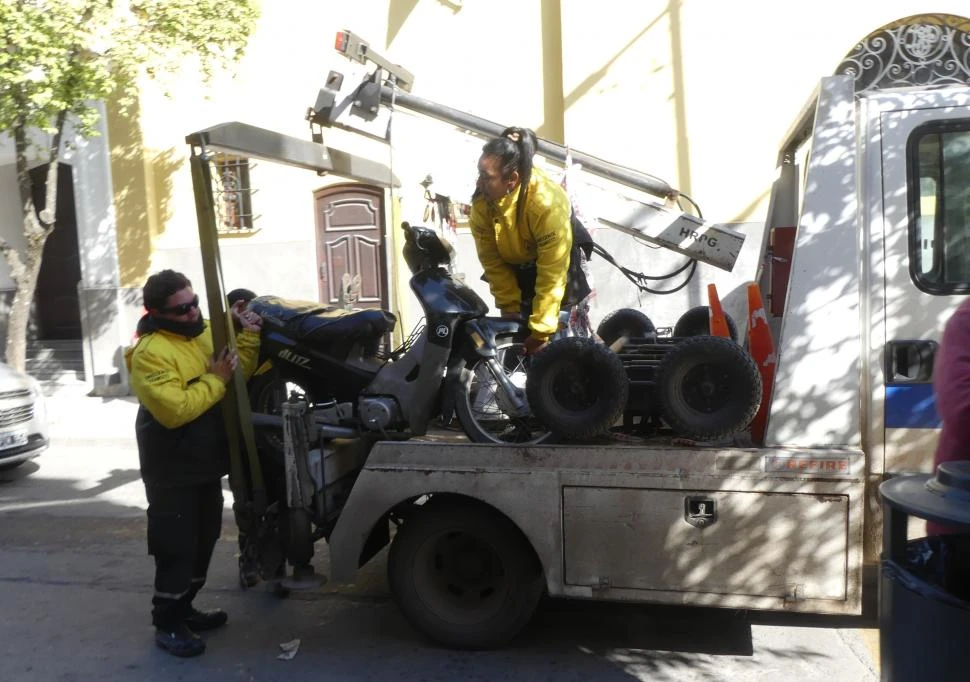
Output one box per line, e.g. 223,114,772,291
213,155,257,231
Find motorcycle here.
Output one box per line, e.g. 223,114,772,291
246,221,554,455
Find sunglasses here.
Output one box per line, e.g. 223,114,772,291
160,295,200,315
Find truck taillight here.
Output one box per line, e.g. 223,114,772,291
335,31,349,53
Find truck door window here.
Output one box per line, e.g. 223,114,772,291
910,123,970,294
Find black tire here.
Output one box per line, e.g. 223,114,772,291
656,335,761,440
388,500,544,649
451,338,554,444
248,372,313,461
526,337,629,441
596,308,655,346
0,460,25,472
673,305,738,342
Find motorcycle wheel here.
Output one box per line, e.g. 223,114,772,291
451,338,554,445
248,372,313,461
526,337,629,441
656,335,762,441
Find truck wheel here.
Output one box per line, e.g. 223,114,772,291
656,335,761,440
596,308,656,347
388,501,544,649
248,372,312,461
673,305,738,341
526,337,628,440
451,337,554,444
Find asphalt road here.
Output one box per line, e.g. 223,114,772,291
0,388,879,681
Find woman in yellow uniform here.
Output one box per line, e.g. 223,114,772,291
470,127,588,354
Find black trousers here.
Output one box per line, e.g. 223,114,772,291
145,479,224,630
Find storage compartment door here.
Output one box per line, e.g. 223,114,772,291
563,487,848,600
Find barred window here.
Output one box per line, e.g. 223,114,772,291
214,155,256,231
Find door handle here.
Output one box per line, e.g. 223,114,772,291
885,339,937,384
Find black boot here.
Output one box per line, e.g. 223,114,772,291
155,624,205,657
185,607,228,631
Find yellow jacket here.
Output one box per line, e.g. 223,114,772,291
470,166,572,339
125,322,260,429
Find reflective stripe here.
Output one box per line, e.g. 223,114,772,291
885,384,942,429
154,588,190,600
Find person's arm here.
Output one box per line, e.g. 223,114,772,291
235,329,261,379
130,347,227,429
470,201,521,314
527,191,572,340
935,308,970,425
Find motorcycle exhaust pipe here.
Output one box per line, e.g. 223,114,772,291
251,412,359,439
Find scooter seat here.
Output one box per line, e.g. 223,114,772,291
250,296,396,345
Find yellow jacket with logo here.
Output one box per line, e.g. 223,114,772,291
124,320,260,485
469,166,572,339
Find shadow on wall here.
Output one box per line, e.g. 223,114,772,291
106,78,181,292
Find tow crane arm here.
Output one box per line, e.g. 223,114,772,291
308,29,745,272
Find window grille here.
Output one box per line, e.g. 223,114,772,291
212,155,257,232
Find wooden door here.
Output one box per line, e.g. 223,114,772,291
313,185,387,310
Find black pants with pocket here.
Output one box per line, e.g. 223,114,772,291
145,479,224,630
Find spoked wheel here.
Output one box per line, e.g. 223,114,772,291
388,501,544,649
452,339,553,444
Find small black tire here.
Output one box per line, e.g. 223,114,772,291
248,372,312,461
656,335,761,440
526,337,629,441
596,308,656,347
388,500,544,650
673,305,738,341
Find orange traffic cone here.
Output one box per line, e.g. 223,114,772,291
706,283,731,338
746,282,775,445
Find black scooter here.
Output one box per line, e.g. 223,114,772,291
247,222,552,451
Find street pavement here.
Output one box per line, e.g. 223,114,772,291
0,385,880,681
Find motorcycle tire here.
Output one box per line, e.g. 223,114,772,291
248,371,313,461
656,335,762,441
673,305,738,341
525,337,628,441
451,337,554,445
596,308,655,347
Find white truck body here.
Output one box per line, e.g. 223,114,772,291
326,74,970,617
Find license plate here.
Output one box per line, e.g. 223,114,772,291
0,429,28,450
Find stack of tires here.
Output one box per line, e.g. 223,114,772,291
526,306,762,442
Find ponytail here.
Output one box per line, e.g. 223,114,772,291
481,126,538,227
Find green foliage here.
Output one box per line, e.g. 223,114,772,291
0,0,260,140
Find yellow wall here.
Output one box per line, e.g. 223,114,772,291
113,1,970,290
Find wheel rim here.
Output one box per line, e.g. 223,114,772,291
679,363,733,413
545,360,598,413
412,528,509,625
463,342,552,444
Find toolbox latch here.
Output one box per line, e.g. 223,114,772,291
685,497,717,528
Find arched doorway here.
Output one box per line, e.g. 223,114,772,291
313,184,388,310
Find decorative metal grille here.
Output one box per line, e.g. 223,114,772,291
211,154,258,231
836,14,970,92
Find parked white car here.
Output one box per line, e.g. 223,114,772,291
0,362,49,470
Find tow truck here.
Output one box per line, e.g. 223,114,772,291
186,26,970,648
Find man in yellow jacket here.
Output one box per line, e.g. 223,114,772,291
125,269,261,657
470,127,587,354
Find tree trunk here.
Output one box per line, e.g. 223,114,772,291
0,114,64,373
